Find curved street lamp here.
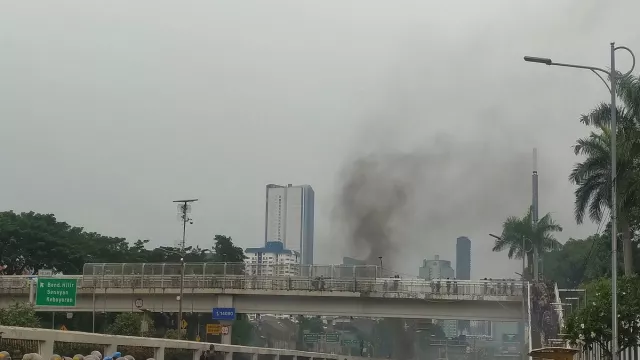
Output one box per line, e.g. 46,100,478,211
524,43,636,359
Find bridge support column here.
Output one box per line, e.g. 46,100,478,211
224,352,233,360
39,340,54,359
154,346,165,360
251,353,258,360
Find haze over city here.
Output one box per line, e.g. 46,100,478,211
3,0,640,278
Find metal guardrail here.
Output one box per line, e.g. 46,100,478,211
1,275,524,299
82,263,382,278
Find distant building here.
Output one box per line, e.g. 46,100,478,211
264,184,315,265
245,241,300,276
418,255,455,280
456,236,471,280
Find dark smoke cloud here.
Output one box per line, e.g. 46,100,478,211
334,133,540,273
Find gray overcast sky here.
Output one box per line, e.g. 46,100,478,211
1,0,638,278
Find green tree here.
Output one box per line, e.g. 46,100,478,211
492,208,562,278
0,211,86,275
212,235,246,262
564,276,640,358
232,314,254,346
212,235,246,275
542,234,612,288
106,313,154,337
0,302,40,327
571,73,640,276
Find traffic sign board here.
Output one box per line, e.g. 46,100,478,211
221,325,230,335
36,278,77,306
38,269,53,277
206,324,222,335
181,319,188,329
212,307,236,320
303,334,320,343
60,325,68,331
325,333,340,343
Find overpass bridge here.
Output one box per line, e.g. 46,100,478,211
0,263,525,322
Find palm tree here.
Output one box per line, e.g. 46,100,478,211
570,73,640,276
492,208,562,278
569,127,639,275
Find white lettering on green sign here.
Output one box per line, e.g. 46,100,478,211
36,279,78,307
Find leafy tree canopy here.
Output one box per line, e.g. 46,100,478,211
564,276,640,358
106,313,155,337
0,210,241,275
0,302,40,327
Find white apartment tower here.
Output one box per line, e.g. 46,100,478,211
264,184,315,265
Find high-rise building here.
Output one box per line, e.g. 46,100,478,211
456,236,471,280
418,255,455,280
264,184,315,265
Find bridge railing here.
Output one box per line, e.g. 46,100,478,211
0,325,375,360
81,263,381,279
1,275,524,299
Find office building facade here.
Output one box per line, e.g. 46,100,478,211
456,236,471,280
245,241,301,276
264,184,315,265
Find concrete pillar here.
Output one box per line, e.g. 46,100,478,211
224,352,233,360
104,344,118,357
193,349,204,360
251,354,258,360
154,347,166,360
274,354,280,360
39,340,54,359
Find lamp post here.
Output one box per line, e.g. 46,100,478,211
490,233,532,360
172,199,198,335
524,43,636,359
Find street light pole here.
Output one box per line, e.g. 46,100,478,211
173,198,198,335
524,43,636,359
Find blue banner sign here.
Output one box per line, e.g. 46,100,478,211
212,307,236,320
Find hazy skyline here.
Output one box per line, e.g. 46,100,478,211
2,1,638,278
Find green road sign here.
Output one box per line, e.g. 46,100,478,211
303,334,320,343
342,339,359,345
325,333,340,343
36,278,77,306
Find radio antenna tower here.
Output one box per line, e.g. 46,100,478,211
174,199,198,252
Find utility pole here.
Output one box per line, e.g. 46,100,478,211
173,198,198,335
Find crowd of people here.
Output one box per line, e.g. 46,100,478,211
0,350,152,360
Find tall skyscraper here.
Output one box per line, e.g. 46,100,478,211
264,184,315,265
456,236,471,280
